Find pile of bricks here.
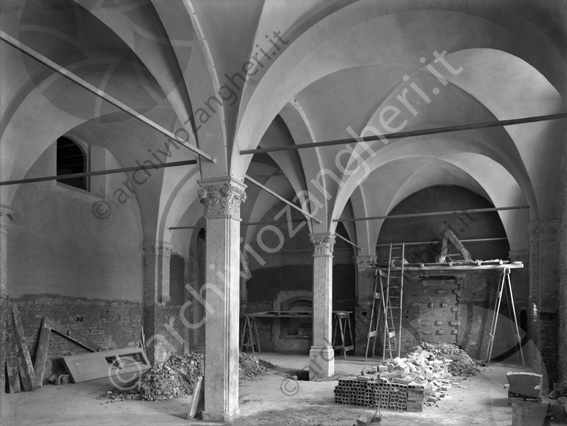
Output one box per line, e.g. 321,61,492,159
334,376,426,411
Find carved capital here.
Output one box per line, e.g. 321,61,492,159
509,249,528,263
354,255,377,270
309,233,335,256
143,241,172,258
198,177,246,220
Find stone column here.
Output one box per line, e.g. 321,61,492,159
528,220,559,387
309,232,335,380
0,205,13,417
142,241,172,364
354,255,377,355
198,177,246,422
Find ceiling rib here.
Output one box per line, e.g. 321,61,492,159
0,31,215,163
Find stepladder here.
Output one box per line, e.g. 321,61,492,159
485,267,525,366
365,269,384,361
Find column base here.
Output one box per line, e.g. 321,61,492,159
201,408,240,422
309,346,334,380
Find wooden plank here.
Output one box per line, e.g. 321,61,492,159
44,318,99,352
62,348,150,383
33,317,51,387
11,305,37,391
5,311,21,393
187,376,204,419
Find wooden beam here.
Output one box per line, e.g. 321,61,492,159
45,318,100,352
0,160,197,187
0,31,215,163
245,175,321,224
241,113,567,155
33,318,51,388
336,205,529,222
5,311,21,393
437,229,471,263
11,305,37,391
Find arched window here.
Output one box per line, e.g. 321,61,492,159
56,136,88,191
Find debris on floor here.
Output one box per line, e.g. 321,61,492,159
102,352,274,402
335,342,479,411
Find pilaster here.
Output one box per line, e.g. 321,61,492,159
309,232,335,380
198,177,246,422
528,220,559,384
142,241,172,365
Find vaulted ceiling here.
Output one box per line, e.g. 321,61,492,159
1,0,566,253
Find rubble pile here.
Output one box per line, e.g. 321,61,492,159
103,352,273,402
334,343,479,410
239,352,275,380
418,342,479,377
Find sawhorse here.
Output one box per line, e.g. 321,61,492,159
240,315,260,353
333,311,355,358
486,267,525,366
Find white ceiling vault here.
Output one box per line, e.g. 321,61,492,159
1,0,566,253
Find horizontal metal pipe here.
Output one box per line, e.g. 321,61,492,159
170,218,307,230
335,205,529,222
0,31,215,163
0,160,197,186
240,113,567,155
335,232,361,250
245,175,321,224
376,237,508,247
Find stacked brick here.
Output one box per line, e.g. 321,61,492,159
334,343,479,411
334,376,425,412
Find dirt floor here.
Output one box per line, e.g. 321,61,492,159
1,352,564,426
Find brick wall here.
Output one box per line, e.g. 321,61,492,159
12,294,143,383
369,269,525,362
8,295,194,384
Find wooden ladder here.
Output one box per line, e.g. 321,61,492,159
365,269,385,361
382,243,405,361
